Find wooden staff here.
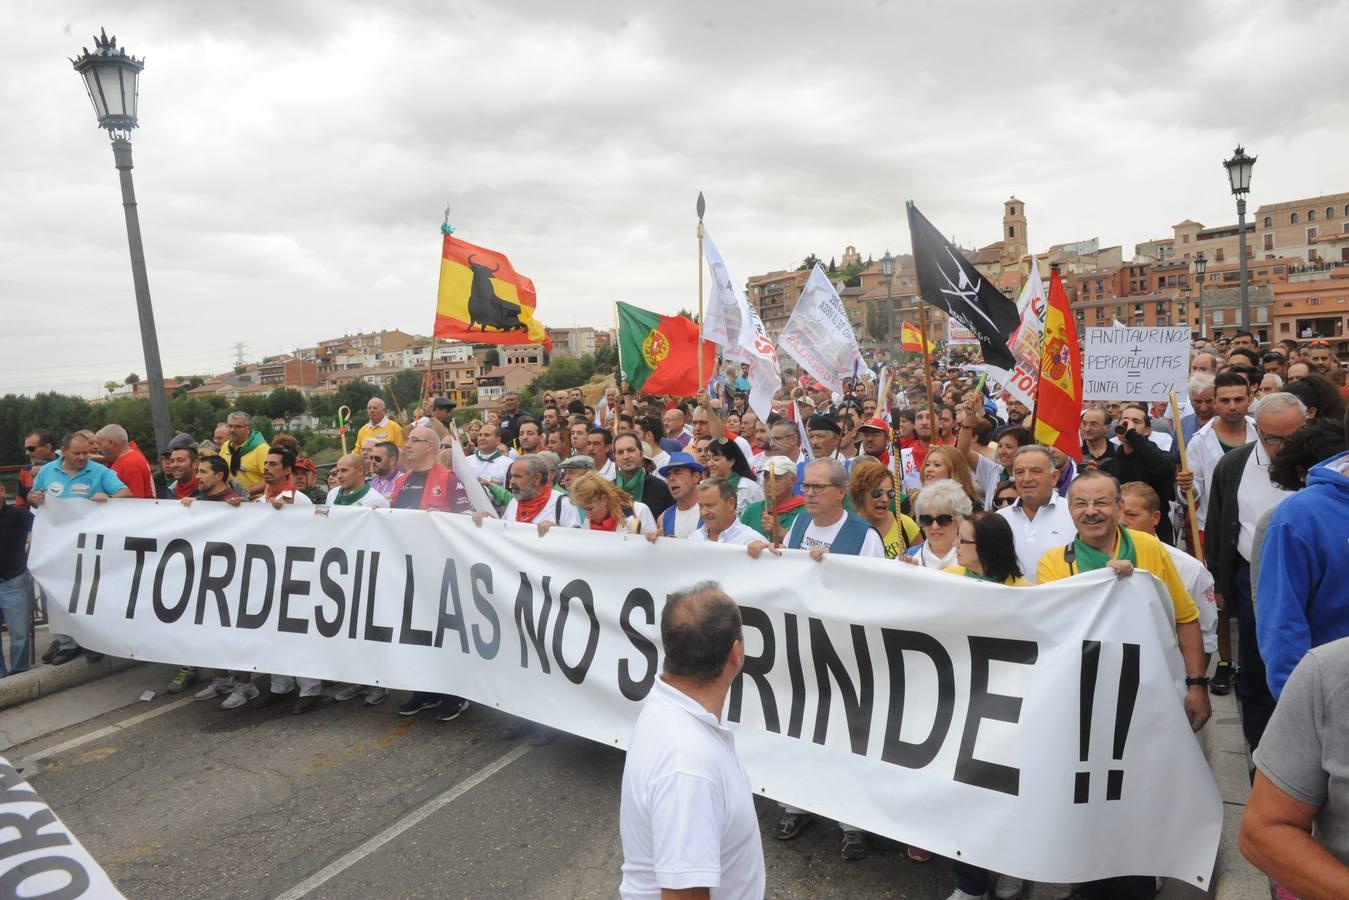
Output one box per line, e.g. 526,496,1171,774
696,192,707,396
337,405,351,455
1169,390,1204,562
917,300,938,448
766,464,778,544
891,428,904,515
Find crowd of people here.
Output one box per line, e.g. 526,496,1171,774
4,331,1349,899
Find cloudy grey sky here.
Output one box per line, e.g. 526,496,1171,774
5,0,1347,397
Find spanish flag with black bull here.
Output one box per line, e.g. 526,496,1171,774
435,234,551,349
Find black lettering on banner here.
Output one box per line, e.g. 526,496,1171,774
728,604,780,733
123,536,158,618
315,548,347,638
784,613,806,739
470,563,500,659
0,807,68,861
348,550,365,640
436,559,469,652
0,761,36,803
236,544,276,630
363,551,393,643
67,532,86,615
809,619,874,755
0,853,91,900
86,532,104,615
551,579,599,685
152,538,195,624
955,636,1039,796
195,542,237,627
514,573,553,673
617,588,657,702
397,554,432,646
880,628,955,769
278,546,315,635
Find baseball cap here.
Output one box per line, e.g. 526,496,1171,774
760,455,798,477
857,417,892,435
293,457,317,473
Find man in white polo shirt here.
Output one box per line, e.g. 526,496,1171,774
997,445,1075,584
620,581,764,900
689,478,767,547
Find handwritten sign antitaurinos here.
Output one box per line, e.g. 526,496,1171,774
1083,327,1189,401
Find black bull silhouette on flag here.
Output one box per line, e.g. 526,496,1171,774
466,255,528,333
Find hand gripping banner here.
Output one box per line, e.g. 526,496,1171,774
28,500,1221,887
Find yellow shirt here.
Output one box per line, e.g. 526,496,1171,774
881,515,923,560
355,418,404,449
942,565,1028,587
1036,527,1199,625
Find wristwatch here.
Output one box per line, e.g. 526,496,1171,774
1184,676,1210,687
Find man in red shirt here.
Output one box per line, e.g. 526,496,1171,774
95,424,155,498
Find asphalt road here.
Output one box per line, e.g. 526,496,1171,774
8,668,958,899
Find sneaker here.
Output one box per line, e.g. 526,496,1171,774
994,875,1024,899
49,647,83,666
436,699,471,722
41,642,60,664
840,830,868,860
333,683,365,703
906,845,932,862
291,695,322,716
221,682,259,709
774,811,812,841
945,890,985,900
397,696,440,717
167,667,199,694
194,676,235,700
363,687,390,707
1210,660,1235,696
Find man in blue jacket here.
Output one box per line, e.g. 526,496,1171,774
1257,447,1349,699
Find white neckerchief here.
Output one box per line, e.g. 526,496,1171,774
920,541,958,569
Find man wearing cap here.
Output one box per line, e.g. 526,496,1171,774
806,415,850,465
857,417,893,467
614,432,673,518
355,397,404,449
292,457,327,504
690,478,767,546
658,452,706,538
741,456,805,544
553,455,594,526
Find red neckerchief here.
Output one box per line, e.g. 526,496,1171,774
264,478,297,501
174,478,199,500
874,449,892,467
771,495,805,515
588,513,619,532
514,490,551,522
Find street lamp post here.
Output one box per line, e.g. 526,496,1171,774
1181,285,1191,332
72,29,173,456
1194,252,1207,340
1223,145,1257,331
880,250,895,349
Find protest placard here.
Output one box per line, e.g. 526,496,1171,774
1082,327,1189,400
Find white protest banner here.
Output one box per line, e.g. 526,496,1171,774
1083,327,1190,401
701,231,780,420
984,264,1047,406
0,755,124,898
777,265,869,396
29,500,1220,887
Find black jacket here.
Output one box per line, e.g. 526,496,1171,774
1101,430,1176,545
631,474,674,519
1203,442,1257,602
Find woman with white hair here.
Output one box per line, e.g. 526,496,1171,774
902,479,973,570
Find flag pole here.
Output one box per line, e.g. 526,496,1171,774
917,299,938,447
1169,390,1204,561
613,302,625,391
696,192,706,397
425,205,454,406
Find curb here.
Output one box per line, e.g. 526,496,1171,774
1204,687,1269,900
0,656,140,712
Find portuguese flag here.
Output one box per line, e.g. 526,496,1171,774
617,301,716,396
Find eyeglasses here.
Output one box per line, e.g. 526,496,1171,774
993,495,1017,508
800,483,838,493
23,446,38,454
406,436,435,445
870,488,896,500
918,514,956,528
1256,427,1291,448
958,537,977,545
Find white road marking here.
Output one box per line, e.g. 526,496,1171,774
272,743,534,900
15,696,196,774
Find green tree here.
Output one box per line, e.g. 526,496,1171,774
0,392,94,466
593,344,619,372
335,380,384,419
168,395,231,442
307,392,338,423
267,387,307,423
103,381,120,396
387,370,424,416
124,372,140,386
828,256,837,274
234,394,271,420
91,397,155,453
867,305,889,344
797,254,822,272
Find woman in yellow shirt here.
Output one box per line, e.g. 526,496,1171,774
944,510,1028,586
847,459,920,560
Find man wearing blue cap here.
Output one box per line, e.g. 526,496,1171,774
657,452,705,538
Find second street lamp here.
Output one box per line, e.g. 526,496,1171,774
1223,145,1257,332
880,250,895,345
71,28,173,457
1194,251,1207,340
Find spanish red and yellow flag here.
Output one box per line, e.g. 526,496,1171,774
901,321,932,354
435,234,551,349
1034,269,1083,462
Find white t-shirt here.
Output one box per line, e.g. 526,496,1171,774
997,497,1076,585
253,489,313,506
503,495,558,525
973,454,1005,511
1164,544,1218,654
669,504,702,539
598,459,618,482
800,511,886,558
620,678,765,900
690,520,767,547
466,451,512,486
323,486,390,509
733,478,763,516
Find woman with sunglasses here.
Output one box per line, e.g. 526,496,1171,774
944,510,1026,585
847,459,920,560
990,479,1019,510
902,479,972,569
703,435,764,515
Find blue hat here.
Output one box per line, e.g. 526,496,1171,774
658,451,705,477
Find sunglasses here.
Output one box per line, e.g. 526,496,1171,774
993,495,1017,508
918,514,956,528
870,488,896,500
23,446,39,453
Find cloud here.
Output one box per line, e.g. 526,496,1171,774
3,0,1346,396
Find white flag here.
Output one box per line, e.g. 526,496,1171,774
447,425,498,517
984,264,1048,407
777,265,869,395
876,365,892,415
702,231,780,420
791,399,814,462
